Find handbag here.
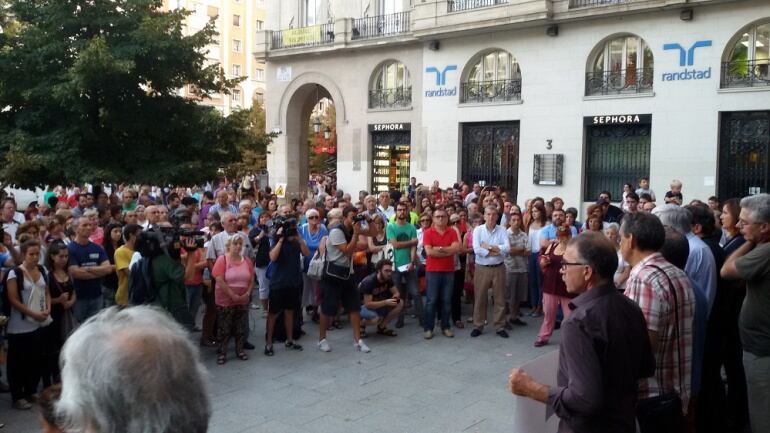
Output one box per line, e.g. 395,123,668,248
635,265,684,433
370,243,393,266
60,308,79,341
307,251,325,280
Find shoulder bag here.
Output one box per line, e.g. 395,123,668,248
635,264,684,433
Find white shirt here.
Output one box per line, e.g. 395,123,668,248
472,224,511,266
378,205,395,220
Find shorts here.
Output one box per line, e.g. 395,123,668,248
255,266,270,300
268,285,300,314
320,274,361,316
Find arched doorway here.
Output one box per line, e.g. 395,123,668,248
270,73,346,200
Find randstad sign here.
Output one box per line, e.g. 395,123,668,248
661,40,712,82
425,65,457,97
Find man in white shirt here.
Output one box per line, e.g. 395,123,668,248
377,191,395,220
471,206,511,338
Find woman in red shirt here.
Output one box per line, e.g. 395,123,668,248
534,225,576,347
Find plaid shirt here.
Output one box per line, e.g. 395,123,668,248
504,228,529,273
624,253,694,412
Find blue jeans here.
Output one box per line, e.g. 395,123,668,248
73,296,104,324
423,271,453,332
528,253,542,309
393,267,423,324
185,284,203,325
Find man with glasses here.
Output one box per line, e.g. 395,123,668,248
422,209,461,339
387,202,421,328
510,232,654,433
721,193,770,433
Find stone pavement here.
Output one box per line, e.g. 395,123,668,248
0,305,560,433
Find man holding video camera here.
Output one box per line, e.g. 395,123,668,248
264,208,311,356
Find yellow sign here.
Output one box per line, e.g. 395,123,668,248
275,183,287,198
282,26,321,47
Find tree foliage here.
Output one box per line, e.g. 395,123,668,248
0,0,265,188
220,99,274,179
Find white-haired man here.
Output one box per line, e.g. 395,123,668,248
57,306,210,433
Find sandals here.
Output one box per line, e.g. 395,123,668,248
264,345,274,356
217,354,227,365
377,326,397,337
237,352,249,361
285,341,303,351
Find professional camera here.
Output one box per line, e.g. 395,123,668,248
135,225,205,259
271,216,298,238
352,213,368,224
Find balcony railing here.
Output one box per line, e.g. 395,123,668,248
585,68,654,96
448,0,509,13
271,23,334,50
369,87,412,109
569,0,630,8
460,79,522,103
721,59,770,89
352,12,410,40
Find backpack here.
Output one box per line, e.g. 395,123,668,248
128,257,156,305
1,265,48,318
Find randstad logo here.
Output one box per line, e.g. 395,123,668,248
661,40,712,81
425,65,457,97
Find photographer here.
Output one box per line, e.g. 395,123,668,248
318,206,375,353
359,259,403,337
264,211,310,356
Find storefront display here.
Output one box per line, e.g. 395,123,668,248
370,123,411,193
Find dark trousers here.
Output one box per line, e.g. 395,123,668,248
40,323,62,387
7,330,43,402
452,268,464,322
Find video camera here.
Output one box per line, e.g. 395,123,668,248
136,209,205,259
271,216,298,239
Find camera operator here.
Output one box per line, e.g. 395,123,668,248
264,210,310,356
147,220,200,327
318,206,375,353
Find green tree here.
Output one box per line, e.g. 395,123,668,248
220,99,274,179
0,0,262,188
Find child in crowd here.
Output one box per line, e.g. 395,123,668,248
635,176,656,202
665,179,684,205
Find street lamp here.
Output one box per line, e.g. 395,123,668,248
323,126,331,140
313,117,321,134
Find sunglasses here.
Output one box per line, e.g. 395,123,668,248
308,216,319,220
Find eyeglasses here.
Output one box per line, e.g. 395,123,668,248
561,262,587,270
420,219,430,223
308,215,319,220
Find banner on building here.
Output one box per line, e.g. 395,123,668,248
282,26,321,47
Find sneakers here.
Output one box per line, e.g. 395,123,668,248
355,339,371,353
442,328,454,338
424,330,434,339
318,338,331,352
12,399,32,410
470,328,482,337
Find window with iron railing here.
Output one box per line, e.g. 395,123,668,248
270,23,335,50
586,35,654,96
369,61,412,109
722,22,770,89
448,0,509,12
352,12,410,40
461,50,522,103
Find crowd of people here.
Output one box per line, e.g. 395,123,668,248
0,177,767,433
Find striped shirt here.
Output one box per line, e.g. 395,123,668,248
624,253,695,412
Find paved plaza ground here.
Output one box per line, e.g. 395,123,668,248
0,305,559,433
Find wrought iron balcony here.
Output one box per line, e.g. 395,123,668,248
585,68,654,96
721,59,770,89
460,79,522,104
352,12,410,40
270,23,334,50
448,0,509,13
369,87,412,109
569,0,630,8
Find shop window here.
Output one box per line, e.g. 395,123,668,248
369,60,412,109
722,20,770,88
461,49,521,103
586,34,654,96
